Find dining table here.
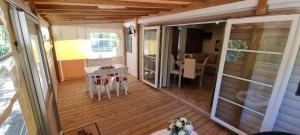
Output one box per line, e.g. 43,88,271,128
84,64,128,99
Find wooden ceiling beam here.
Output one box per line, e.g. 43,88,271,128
35,5,172,11
37,10,157,15
49,20,124,25
115,0,192,5
42,14,140,18
30,0,186,8
45,16,135,20
184,0,240,9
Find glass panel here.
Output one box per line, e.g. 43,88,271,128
215,19,295,134
26,18,49,100
143,29,158,85
89,32,120,58
220,76,272,114
224,52,282,85
229,21,291,53
41,27,52,60
0,57,28,135
0,25,11,57
143,29,158,56
216,99,264,134
126,28,133,53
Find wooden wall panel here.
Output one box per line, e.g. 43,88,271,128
60,59,86,80
274,47,300,134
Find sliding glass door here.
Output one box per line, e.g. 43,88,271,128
10,7,60,135
211,15,300,134
142,26,161,88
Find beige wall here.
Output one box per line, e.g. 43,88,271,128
124,21,138,78
202,24,225,54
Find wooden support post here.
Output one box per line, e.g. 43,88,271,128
256,0,268,16
135,18,140,80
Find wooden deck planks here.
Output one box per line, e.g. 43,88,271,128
57,76,233,135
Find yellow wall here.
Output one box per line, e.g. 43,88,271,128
55,39,89,61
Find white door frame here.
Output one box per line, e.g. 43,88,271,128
211,14,300,135
142,26,161,88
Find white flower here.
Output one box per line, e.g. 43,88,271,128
169,122,174,129
176,121,183,128
178,130,186,135
184,124,193,132
180,117,187,123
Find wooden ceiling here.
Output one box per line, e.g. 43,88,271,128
24,0,240,25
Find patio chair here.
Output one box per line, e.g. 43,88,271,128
112,67,129,97
92,69,112,101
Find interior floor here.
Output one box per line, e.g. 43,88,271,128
56,75,232,135
164,74,216,113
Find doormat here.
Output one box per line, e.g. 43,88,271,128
64,123,101,135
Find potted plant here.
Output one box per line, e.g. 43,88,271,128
168,117,193,135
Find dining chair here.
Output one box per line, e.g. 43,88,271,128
112,67,129,97
183,58,197,79
170,55,180,80
196,56,209,87
182,57,209,87
92,69,112,101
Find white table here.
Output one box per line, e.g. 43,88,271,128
84,64,127,98
151,129,198,135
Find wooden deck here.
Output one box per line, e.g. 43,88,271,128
164,75,216,113
57,76,233,135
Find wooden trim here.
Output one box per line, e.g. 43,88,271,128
256,0,268,15
135,18,140,80
48,26,61,82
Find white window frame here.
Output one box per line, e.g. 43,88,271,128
211,14,300,135
141,26,161,88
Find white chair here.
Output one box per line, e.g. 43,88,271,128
113,67,128,97
181,57,209,87
196,57,209,87
170,55,180,80
183,58,196,79
92,69,112,101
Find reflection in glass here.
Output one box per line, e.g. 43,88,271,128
216,20,293,134
216,99,263,134
229,21,291,53
143,29,158,85
219,76,272,114
0,25,11,57
224,52,282,85
0,57,28,134
26,18,49,100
